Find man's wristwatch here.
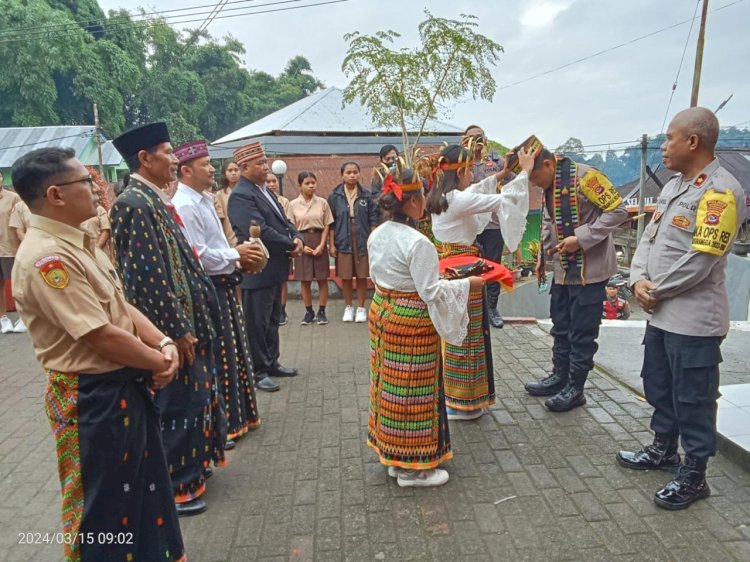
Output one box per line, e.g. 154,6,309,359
157,336,176,351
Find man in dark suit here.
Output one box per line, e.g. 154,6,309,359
228,142,303,391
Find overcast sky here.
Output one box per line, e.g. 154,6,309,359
98,0,750,149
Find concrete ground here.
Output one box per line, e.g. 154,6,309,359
1,302,749,561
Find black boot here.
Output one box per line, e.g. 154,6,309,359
616,433,681,472
653,455,710,510
544,381,586,412
524,364,569,396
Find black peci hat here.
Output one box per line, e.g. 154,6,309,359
113,122,171,159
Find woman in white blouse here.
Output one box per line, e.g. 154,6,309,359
425,145,535,421
367,168,485,488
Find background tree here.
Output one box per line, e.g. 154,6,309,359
0,0,324,144
341,10,502,164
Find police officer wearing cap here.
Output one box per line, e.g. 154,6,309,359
617,107,747,510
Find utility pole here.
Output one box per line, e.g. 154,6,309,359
691,0,709,107
93,103,105,178
637,134,648,241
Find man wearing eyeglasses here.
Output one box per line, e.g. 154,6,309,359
10,147,186,561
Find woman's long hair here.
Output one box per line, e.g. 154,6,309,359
219,160,238,192
424,144,473,215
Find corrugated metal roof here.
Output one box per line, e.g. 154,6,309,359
212,87,463,145
209,134,462,159
0,126,122,168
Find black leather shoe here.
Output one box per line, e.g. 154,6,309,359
617,433,681,472
176,498,207,517
545,384,586,412
271,365,298,377
489,308,504,328
203,467,213,479
225,439,236,451
255,376,280,392
525,367,568,396
654,455,710,510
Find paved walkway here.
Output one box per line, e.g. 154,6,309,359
1,302,749,561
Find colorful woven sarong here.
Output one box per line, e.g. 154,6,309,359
45,369,186,562
368,288,452,469
553,157,585,284
211,273,262,440
434,242,496,412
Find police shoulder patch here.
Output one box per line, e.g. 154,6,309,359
691,188,738,256
579,169,622,212
35,256,70,289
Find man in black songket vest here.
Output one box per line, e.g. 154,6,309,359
228,142,303,389
111,122,226,516
524,140,628,411
171,139,268,442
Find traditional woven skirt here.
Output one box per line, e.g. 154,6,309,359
211,272,262,440
434,241,496,412
45,369,186,562
156,342,226,503
368,288,452,469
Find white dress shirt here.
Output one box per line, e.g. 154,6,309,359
430,171,530,251
172,182,240,275
368,221,470,345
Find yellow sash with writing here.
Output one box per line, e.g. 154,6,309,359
692,188,737,256
579,169,622,212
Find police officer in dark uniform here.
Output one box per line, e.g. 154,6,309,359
617,107,747,510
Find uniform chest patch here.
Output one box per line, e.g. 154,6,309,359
671,215,692,229
36,257,69,289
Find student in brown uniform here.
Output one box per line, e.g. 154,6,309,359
80,204,112,257
11,147,185,562
287,171,334,325
266,171,292,324
0,174,25,333
9,198,31,243
214,160,240,248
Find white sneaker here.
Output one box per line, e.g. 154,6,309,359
0,316,12,334
355,307,367,323
388,466,398,478
342,305,355,322
13,318,27,333
397,468,450,488
446,407,484,421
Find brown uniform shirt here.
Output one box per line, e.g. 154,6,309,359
276,194,290,215
213,189,238,247
80,205,112,257
0,188,21,257
9,200,31,237
12,215,136,374
287,195,334,231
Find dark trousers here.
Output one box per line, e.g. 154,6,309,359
549,281,606,383
242,284,283,377
641,324,722,459
476,227,504,310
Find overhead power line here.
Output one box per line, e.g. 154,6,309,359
0,0,351,45
0,0,273,37
496,0,745,91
